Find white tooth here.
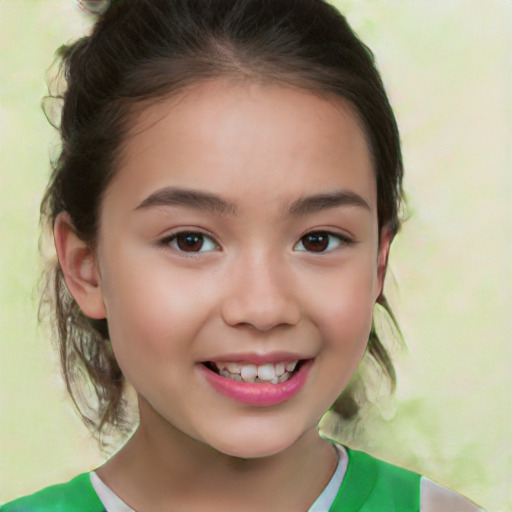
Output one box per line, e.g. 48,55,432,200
232,374,242,381
220,370,230,378
271,377,279,384
226,362,241,374
275,362,285,376
278,372,290,383
257,364,276,381
240,364,258,382
285,361,298,372
216,362,227,371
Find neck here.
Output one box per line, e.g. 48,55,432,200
97,398,338,512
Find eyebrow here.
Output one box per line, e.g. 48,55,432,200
288,191,371,216
135,187,238,216
135,186,370,217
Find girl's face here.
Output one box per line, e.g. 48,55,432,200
88,81,389,458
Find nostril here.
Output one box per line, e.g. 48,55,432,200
221,296,301,332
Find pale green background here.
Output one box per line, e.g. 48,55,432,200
0,1,511,510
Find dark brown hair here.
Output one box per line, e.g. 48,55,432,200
41,0,404,438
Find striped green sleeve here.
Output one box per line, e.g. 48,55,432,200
329,448,421,512
1,473,105,512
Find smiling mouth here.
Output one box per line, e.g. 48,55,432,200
202,360,305,384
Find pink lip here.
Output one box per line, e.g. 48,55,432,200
198,359,312,407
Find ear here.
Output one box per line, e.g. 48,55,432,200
375,227,394,300
54,213,107,319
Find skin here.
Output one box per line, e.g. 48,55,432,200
55,80,392,511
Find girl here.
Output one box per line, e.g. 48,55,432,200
1,1,487,511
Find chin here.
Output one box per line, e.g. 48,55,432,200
201,421,309,460
214,441,290,460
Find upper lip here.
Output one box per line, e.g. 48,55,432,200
201,352,311,365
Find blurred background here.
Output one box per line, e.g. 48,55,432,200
0,1,510,510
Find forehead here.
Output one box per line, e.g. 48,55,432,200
106,80,376,213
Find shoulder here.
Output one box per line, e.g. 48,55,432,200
330,446,485,512
1,473,105,512
345,447,421,486
328,447,421,511
420,477,485,512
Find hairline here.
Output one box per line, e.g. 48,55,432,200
105,72,378,211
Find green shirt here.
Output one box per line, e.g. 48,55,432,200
1,448,421,512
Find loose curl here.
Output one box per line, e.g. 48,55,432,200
40,0,405,439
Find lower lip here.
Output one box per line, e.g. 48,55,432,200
198,361,312,407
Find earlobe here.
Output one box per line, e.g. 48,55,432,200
376,227,393,300
53,213,107,319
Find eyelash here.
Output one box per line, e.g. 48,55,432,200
293,231,354,253
158,230,354,254
158,231,220,253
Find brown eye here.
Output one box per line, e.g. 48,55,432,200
163,232,219,253
294,231,348,253
176,233,204,251
301,232,329,252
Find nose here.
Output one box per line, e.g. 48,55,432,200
221,255,301,332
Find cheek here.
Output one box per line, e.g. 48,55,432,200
305,259,377,341
99,256,211,365
316,280,375,393
320,296,373,370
